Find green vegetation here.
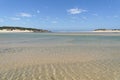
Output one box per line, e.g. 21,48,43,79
94,29,120,31
0,26,51,32
94,29,106,31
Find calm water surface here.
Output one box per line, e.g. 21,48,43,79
0,32,120,56
0,32,120,45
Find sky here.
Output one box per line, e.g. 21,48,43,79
0,0,120,31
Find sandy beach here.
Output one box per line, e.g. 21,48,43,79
93,31,120,32
0,33,120,80
0,30,33,33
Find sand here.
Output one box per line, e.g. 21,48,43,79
0,29,33,33
93,30,120,32
0,33,120,80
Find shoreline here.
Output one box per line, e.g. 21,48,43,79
93,31,120,32
1,30,120,33
0,26,50,33
0,30,33,33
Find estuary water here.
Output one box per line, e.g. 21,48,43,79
0,32,120,45
0,32,120,54
0,32,120,80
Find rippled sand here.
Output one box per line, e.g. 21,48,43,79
1,60,120,80
0,46,120,80
0,33,120,80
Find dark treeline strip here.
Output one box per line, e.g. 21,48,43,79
95,29,120,31
0,26,51,32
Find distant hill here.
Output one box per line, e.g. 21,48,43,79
94,29,120,32
0,26,51,33
94,29,120,31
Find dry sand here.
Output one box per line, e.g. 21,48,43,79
0,34,120,80
0,29,33,33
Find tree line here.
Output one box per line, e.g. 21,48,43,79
0,26,50,32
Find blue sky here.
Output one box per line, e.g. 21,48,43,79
0,0,120,31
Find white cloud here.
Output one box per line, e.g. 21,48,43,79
19,13,32,17
11,17,21,21
67,8,87,14
0,18,4,22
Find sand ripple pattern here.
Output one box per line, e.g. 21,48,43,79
0,59,120,80
0,33,120,80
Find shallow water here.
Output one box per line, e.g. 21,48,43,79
0,32,120,80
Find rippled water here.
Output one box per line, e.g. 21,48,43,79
0,32,120,80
